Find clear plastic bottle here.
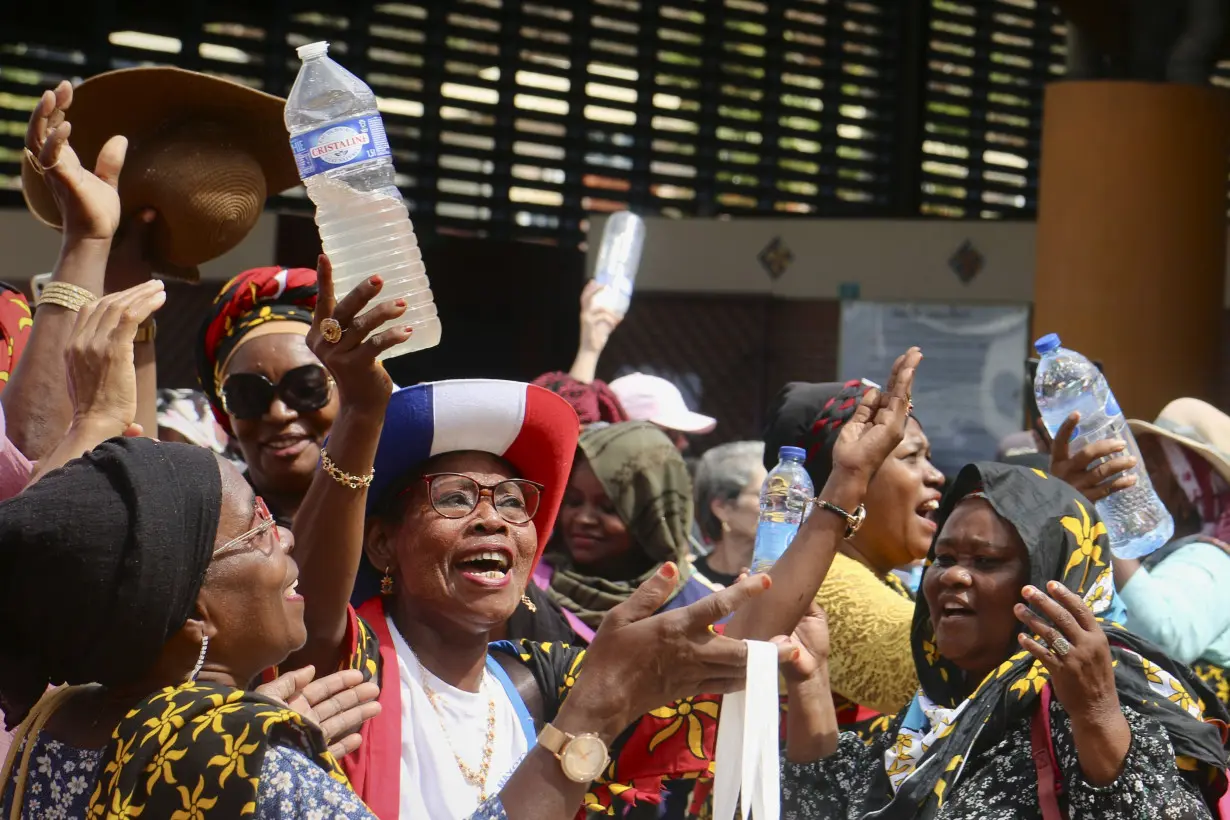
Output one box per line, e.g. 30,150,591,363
590,211,646,317
285,41,440,359
1033,333,1172,558
750,446,815,574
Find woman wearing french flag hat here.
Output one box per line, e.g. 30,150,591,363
278,255,797,820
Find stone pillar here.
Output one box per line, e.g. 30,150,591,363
1033,81,1230,420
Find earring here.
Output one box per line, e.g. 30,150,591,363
521,595,538,613
381,567,395,596
720,519,732,534
189,635,209,681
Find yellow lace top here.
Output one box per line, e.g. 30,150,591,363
818,552,918,715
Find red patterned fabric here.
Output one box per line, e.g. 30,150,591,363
0,287,32,395
195,266,318,434
532,371,629,427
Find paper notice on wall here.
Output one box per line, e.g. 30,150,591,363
839,302,1030,477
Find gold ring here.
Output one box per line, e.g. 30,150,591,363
906,393,914,412
320,317,343,344
24,146,59,176
1050,633,1071,657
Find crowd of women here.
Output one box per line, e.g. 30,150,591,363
4,66,1230,820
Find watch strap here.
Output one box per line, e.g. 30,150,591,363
814,498,865,539
537,722,570,757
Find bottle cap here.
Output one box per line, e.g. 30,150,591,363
296,41,330,60
1034,333,1061,354
779,445,807,462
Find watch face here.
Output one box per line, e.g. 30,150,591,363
561,734,609,783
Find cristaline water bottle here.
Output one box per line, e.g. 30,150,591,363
1033,333,1172,558
750,446,815,574
591,211,645,317
285,41,440,359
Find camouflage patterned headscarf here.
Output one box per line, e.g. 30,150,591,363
545,421,693,628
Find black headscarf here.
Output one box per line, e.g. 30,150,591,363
868,462,1229,819
0,437,223,728
762,380,875,489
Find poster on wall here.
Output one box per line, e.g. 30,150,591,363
839,302,1031,477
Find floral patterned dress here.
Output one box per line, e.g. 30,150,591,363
780,701,1215,820
0,732,415,820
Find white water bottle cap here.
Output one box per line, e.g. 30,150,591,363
296,41,329,60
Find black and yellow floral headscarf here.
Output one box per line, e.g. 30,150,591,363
88,680,346,818
870,462,1229,820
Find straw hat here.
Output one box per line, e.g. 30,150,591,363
1128,398,1230,485
21,67,300,279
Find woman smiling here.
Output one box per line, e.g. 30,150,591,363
777,463,1229,820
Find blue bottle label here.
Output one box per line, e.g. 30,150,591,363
290,114,392,179
1106,392,1121,417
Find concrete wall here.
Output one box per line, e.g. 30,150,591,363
587,215,1230,307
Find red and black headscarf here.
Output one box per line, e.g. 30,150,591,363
531,371,629,427
0,283,32,395
762,380,879,489
195,266,317,434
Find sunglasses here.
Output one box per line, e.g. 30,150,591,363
411,473,545,525
214,497,283,559
220,364,334,421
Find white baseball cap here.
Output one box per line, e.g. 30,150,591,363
609,373,717,435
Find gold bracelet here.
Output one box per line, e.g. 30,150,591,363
37,282,97,313
320,448,374,490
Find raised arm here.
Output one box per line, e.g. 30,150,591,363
282,254,412,674
568,280,622,384
5,82,122,458
27,280,165,484
724,348,921,642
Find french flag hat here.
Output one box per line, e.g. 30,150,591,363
368,379,580,563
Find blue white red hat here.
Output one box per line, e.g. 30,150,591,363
368,379,580,563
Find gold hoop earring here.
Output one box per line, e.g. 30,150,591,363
381,566,394,596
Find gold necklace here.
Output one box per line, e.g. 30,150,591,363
417,659,498,802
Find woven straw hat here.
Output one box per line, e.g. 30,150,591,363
1128,398,1230,486
21,67,300,278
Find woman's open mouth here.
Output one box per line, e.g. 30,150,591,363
917,499,940,530
454,550,513,587
284,578,303,602
263,434,311,459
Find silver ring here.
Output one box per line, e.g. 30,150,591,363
1050,634,1072,657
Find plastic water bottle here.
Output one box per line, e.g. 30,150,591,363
1033,334,1172,558
591,212,645,317
285,41,440,359
750,446,815,574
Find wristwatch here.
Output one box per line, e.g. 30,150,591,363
538,723,610,783
814,498,866,540
134,319,156,343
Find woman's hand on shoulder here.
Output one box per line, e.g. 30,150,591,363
306,253,411,415
256,665,382,759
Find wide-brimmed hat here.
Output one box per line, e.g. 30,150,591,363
368,380,580,567
609,372,716,434
22,67,300,278
1129,398,1230,485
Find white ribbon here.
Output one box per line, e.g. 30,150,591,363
713,640,780,820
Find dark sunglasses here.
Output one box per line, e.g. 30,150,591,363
220,364,334,421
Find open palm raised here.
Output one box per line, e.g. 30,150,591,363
26,80,127,241
830,347,923,482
